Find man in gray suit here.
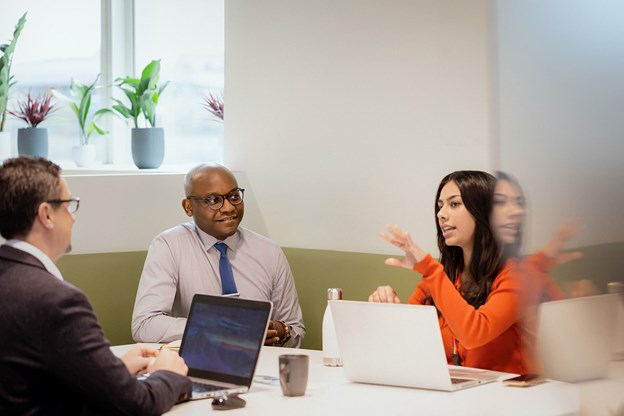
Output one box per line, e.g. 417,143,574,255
0,156,192,415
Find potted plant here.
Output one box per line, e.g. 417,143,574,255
112,59,169,169
203,92,224,122
202,91,224,161
9,91,56,158
0,12,27,160
53,75,111,167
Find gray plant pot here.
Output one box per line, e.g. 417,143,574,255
131,127,164,169
17,128,48,158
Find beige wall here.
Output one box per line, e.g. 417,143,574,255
225,0,494,255
8,0,621,263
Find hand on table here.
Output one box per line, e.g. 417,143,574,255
369,285,401,304
264,320,284,346
564,279,600,298
147,348,188,377
120,344,158,375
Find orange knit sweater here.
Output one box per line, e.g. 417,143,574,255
408,254,529,374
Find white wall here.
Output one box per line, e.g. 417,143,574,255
8,0,620,256
494,0,624,251
63,171,268,254
226,0,493,254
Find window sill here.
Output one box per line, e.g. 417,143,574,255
59,160,195,176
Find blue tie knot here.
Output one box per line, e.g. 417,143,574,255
214,242,228,255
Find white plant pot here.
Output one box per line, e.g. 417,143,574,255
0,131,12,161
72,144,96,167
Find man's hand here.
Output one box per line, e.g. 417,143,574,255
264,320,283,346
121,344,158,375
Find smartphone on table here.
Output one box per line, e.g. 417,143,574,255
503,374,548,387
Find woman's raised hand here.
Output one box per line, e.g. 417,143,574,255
542,220,583,266
380,224,426,270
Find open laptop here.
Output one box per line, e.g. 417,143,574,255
537,293,619,383
330,300,507,391
178,294,272,400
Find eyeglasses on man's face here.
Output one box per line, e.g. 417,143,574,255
47,198,80,214
186,188,245,211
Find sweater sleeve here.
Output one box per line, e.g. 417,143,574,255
518,251,565,304
411,254,520,349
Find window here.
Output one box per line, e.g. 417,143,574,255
2,1,100,162
2,0,224,167
135,0,224,165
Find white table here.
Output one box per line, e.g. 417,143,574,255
112,345,599,415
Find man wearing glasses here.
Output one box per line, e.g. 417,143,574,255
132,163,305,347
0,156,191,414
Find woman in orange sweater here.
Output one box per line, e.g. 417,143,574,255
370,170,528,374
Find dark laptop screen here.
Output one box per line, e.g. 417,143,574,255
180,295,271,380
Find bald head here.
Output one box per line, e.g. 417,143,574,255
184,163,236,197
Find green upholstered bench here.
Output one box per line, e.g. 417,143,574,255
57,242,623,349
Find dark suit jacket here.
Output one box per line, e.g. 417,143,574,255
0,245,191,415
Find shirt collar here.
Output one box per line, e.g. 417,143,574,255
4,239,64,281
193,223,240,252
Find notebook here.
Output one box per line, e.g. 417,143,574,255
178,294,272,400
537,293,619,383
329,300,506,391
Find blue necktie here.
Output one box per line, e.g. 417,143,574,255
214,242,238,295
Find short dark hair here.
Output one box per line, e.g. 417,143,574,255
434,170,503,308
0,156,62,239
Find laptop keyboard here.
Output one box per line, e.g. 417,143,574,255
450,377,471,384
192,381,227,393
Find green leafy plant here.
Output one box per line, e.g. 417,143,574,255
203,92,224,121
112,59,169,128
0,12,27,132
53,75,112,145
9,91,56,128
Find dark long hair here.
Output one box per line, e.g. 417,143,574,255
433,171,504,308
494,171,524,260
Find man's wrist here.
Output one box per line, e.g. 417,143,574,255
276,320,291,346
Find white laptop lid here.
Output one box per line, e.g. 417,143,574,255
330,300,501,391
179,294,272,398
537,293,619,383
612,292,624,360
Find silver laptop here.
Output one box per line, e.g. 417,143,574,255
330,300,506,391
537,293,619,383
178,294,272,399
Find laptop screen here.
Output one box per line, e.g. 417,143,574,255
180,294,272,384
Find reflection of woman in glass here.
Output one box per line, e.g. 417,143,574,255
491,172,587,372
370,171,529,374
491,172,564,301
491,172,585,301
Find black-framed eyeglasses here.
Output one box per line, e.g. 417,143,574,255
186,188,245,211
47,198,80,214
